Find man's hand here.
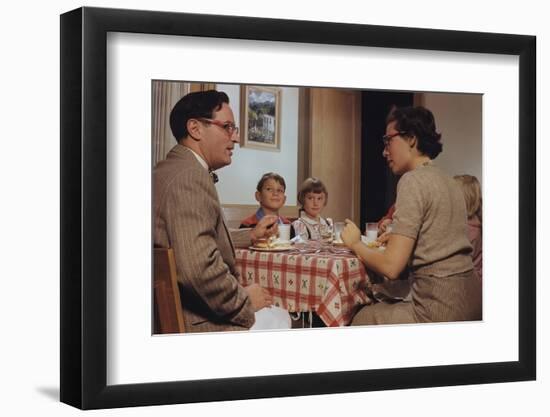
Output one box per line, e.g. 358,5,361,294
245,284,273,312
250,215,279,243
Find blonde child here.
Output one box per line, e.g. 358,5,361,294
454,174,482,280
292,177,332,241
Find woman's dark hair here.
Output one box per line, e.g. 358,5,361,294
169,90,230,142
256,172,286,192
297,177,328,208
386,106,443,159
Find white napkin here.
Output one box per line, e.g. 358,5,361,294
251,306,292,330
290,235,305,244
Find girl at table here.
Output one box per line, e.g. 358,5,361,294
342,106,481,325
292,177,333,241
454,174,483,281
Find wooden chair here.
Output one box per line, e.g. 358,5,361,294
153,247,185,334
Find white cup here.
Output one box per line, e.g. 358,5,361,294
278,224,290,242
333,222,345,242
365,222,378,242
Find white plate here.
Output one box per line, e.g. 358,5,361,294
248,245,294,252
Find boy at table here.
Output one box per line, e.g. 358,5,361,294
240,172,293,231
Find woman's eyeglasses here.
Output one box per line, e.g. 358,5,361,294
382,131,406,148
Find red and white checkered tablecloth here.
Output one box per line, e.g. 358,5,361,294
234,248,375,326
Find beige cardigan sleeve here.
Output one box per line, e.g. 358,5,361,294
229,228,253,249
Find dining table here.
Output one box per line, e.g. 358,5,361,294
234,242,377,327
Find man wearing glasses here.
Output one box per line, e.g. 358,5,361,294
154,90,276,333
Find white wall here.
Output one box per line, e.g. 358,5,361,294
216,84,299,205
422,93,483,181
1,1,547,417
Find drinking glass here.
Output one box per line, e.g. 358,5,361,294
365,222,378,242
333,222,345,242
278,224,291,242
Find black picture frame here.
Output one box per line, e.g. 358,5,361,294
60,6,536,410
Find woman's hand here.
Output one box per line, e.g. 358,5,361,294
341,219,362,249
378,218,392,234
377,231,391,246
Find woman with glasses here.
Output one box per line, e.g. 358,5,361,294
342,106,482,325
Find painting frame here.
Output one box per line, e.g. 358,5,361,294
60,6,536,410
240,85,282,151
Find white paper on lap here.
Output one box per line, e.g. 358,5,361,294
251,306,292,330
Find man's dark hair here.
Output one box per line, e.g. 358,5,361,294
169,90,230,142
386,106,443,159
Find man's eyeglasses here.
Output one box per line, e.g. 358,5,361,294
198,118,239,136
382,131,406,148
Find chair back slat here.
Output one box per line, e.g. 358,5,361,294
154,248,185,334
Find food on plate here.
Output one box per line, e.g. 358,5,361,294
254,236,291,249
254,237,272,249
366,240,382,248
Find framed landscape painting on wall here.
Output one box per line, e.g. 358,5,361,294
240,85,281,151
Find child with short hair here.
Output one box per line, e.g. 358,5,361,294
240,172,292,229
454,174,482,280
292,177,332,241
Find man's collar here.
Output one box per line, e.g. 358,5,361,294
182,145,218,183
185,146,209,171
